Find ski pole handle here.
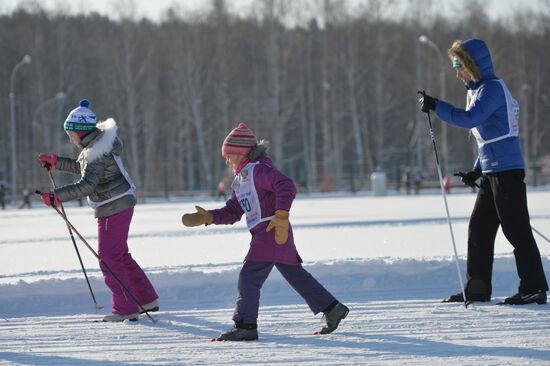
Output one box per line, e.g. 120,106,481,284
35,190,58,207
453,172,480,188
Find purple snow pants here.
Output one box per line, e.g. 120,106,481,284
233,261,336,324
98,207,158,315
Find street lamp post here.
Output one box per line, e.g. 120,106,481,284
31,91,66,186
419,35,448,174
9,54,32,206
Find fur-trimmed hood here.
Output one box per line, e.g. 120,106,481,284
448,39,496,86
77,118,120,164
248,139,269,161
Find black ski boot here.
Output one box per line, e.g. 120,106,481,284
499,290,547,305
442,279,491,303
212,322,258,341
315,301,349,335
442,292,490,303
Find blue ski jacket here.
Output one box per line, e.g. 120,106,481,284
435,39,525,173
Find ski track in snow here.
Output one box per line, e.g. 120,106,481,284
2,213,550,246
2,301,550,365
1,191,550,365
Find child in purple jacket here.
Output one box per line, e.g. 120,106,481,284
181,123,349,341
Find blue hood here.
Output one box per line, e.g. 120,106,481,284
463,39,497,87
435,39,525,173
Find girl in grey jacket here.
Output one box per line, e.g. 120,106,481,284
38,99,159,322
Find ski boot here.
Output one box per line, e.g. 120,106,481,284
498,290,547,305
315,301,349,335
212,322,258,341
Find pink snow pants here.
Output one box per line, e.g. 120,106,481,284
98,207,158,315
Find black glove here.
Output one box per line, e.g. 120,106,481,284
418,93,438,113
454,170,482,188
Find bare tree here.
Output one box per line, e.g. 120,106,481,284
177,25,216,189
1,3,550,197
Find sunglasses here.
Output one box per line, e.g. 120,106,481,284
452,57,462,69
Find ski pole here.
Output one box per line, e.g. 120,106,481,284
532,227,550,245
43,165,102,310
455,175,550,245
36,191,157,323
418,91,468,308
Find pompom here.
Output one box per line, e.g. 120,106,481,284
79,99,90,108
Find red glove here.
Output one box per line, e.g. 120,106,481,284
41,191,61,207
38,153,58,170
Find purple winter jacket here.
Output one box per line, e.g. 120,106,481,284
210,154,302,265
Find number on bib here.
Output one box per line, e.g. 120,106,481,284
240,198,252,212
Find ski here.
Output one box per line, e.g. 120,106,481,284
140,306,159,314
495,301,547,306
210,337,259,342
92,318,138,324
93,317,139,323
92,319,139,323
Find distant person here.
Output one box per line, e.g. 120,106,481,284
413,168,423,195
37,99,159,321
18,185,32,209
443,175,451,194
216,176,228,201
419,38,548,305
403,167,412,195
181,123,349,341
394,165,402,192
0,183,5,209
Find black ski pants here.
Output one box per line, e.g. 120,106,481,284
467,169,548,295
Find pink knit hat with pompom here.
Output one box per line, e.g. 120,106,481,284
221,123,257,157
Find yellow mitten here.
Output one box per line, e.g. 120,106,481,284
266,210,290,245
181,206,213,227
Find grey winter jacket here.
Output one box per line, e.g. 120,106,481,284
54,118,136,218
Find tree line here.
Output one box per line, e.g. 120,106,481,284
1,0,549,200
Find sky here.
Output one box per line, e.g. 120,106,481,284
0,0,547,23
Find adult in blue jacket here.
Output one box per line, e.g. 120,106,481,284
419,39,548,305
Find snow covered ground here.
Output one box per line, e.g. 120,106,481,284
1,188,550,365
